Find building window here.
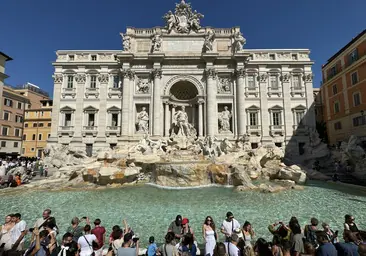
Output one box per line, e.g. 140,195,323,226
295,111,305,125
114,55,118,61
90,75,97,88
24,123,28,128
23,134,26,140
292,75,301,89
353,116,366,127
113,76,120,88
269,54,275,60
32,134,36,140
332,84,338,95
334,102,340,113
14,142,18,148
15,115,23,123
292,54,298,60
247,75,255,89
270,76,278,89
1,141,6,147
67,75,74,88
249,112,258,126
2,127,8,136
14,129,20,137
272,112,282,126
91,55,97,61
4,98,13,107
349,49,359,65
111,113,118,126
48,134,51,138
38,134,42,140
69,55,74,61
3,112,10,121
334,121,342,130
88,113,95,126
351,72,358,85
33,123,38,127
40,111,44,117
48,123,52,127
275,143,282,148
353,93,361,106
17,102,22,109
65,113,72,126
251,143,258,149
31,148,35,152
330,66,337,77
39,123,44,127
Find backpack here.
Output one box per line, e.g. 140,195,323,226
304,225,318,247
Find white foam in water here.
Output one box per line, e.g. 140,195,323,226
1,181,366,248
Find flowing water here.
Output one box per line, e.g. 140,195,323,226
1,181,366,247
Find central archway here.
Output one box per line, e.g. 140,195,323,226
170,81,198,100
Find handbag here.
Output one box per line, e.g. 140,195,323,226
83,236,95,256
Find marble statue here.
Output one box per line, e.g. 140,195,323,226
204,30,215,52
136,107,149,133
218,106,232,133
152,34,162,52
172,106,190,136
232,32,246,52
122,34,131,52
163,0,204,34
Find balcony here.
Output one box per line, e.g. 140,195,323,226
82,126,98,136
290,86,305,97
58,126,74,137
85,87,99,98
270,125,284,136
267,86,282,97
245,86,259,97
108,87,122,98
106,126,121,137
292,124,309,136
62,88,76,98
246,125,261,136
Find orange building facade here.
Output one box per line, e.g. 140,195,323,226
321,29,366,146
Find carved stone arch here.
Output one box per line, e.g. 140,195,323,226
63,69,76,74
163,75,204,96
109,69,120,75
291,68,303,74
246,68,258,73
86,69,99,75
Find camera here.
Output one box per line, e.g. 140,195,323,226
29,228,34,232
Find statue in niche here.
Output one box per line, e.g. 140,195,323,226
136,79,150,93
218,106,232,132
172,106,196,137
136,107,149,133
151,34,162,52
121,34,131,52
232,32,246,52
203,30,215,52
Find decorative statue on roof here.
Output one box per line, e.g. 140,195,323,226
232,32,246,53
121,33,131,52
163,0,204,34
203,29,215,52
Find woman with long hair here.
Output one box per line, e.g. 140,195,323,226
203,216,216,256
253,238,272,256
242,221,255,248
180,233,197,256
0,215,15,251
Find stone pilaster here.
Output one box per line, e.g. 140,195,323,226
95,74,109,148
198,100,204,137
258,72,271,143
128,71,135,136
304,72,315,128
205,68,217,136
164,101,170,137
281,71,293,143
236,68,246,136
48,74,63,144
121,69,132,137
152,68,162,136
71,73,86,146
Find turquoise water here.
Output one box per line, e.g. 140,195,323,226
1,181,366,247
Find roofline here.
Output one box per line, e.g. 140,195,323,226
323,29,366,68
0,52,13,61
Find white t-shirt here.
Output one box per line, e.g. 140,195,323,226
11,220,27,244
224,242,239,256
78,234,97,254
0,166,6,177
221,219,240,236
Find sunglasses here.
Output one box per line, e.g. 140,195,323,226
207,219,212,222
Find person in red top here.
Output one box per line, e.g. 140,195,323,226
91,218,106,256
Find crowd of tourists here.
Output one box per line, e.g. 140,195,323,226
0,210,365,256
0,158,48,188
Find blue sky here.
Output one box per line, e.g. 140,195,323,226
1,0,365,97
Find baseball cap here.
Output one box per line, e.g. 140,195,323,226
182,218,189,225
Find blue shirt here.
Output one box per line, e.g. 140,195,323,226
148,243,157,256
181,244,197,256
316,243,338,256
335,242,359,256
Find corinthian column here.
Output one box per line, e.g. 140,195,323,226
121,69,132,136
95,74,109,148
198,100,204,137
152,68,162,136
236,68,246,136
205,68,217,136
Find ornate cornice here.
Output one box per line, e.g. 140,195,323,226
151,68,162,79
259,73,268,82
303,73,313,82
235,68,246,78
205,68,217,79
122,69,135,80
75,74,86,83
281,73,291,83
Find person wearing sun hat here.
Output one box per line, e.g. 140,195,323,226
221,212,241,242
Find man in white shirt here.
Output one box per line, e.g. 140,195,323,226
11,213,27,251
221,212,241,242
33,208,56,231
224,233,240,256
